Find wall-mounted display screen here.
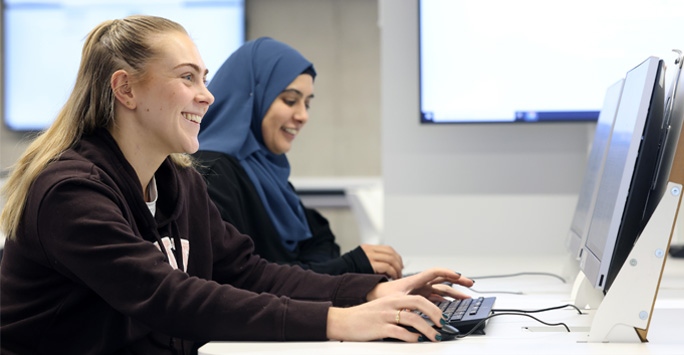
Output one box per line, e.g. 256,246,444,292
419,0,684,123
3,0,245,131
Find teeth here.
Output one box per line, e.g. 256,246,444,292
182,113,202,124
283,127,297,135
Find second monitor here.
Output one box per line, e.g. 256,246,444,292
579,56,666,293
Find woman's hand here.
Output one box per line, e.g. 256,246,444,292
366,267,473,303
360,244,404,279
326,294,447,342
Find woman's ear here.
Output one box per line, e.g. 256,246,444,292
111,70,136,109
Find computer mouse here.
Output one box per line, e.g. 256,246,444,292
437,323,460,340
385,322,460,342
423,316,460,340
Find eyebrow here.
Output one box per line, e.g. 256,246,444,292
282,88,314,99
174,63,209,78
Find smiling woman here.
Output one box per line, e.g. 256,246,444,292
260,74,314,155
108,31,214,196
0,14,476,355
193,38,405,279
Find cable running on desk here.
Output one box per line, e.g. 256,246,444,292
456,313,571,338
470,271,566,283
455,304,583,338
466,271,566,295
491,304,584,315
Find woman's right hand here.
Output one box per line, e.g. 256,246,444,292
325,294,446,342
360,244,404,279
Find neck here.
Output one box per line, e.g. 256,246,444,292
108,124,166,201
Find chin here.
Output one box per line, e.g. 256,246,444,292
280,143,293,155
182,139,200,155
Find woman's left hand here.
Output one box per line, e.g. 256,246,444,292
366,267,473,302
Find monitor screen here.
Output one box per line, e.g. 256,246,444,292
580,57,665,292
418,0,684,124
565,78,623,260
2,0,245,131
643,53,684,226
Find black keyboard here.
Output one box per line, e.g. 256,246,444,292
417,297,496,335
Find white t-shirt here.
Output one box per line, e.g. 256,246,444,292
145,176,158,216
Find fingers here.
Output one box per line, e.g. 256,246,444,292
427,294,447,303
411,267,474,288
373,263,399,280
360,244,404,278
431,283,472,300
390,309,441,342
370,244,405,270
392,297,445,342
328,294,450,342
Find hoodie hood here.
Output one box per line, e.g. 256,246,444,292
70,129,187,270
74,129,186,230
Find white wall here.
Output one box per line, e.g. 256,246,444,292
3,0,684,257
245,0,381,253
379,0,594,258
0,0,380,253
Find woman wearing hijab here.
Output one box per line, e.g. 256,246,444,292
194,38,403,278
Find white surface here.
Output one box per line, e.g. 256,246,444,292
199,256,684,355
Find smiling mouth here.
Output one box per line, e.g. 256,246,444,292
282,127,297,135
182,113,202,124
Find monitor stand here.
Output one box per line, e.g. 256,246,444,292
570,270,603,311
575,181,681,343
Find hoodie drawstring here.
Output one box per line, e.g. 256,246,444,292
170,222,184,272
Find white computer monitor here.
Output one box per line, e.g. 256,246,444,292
565,79,624,260
579,56,666,292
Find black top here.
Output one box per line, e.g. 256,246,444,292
0,129,384,354
194,150,373,275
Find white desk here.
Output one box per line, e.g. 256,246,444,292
199,255,684,355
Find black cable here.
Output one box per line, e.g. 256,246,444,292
491,304,584,315
470,272,566,283
455,313,571,338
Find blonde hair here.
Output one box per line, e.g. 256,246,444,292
1,15,193,240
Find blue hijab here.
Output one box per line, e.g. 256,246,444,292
198,37,316,251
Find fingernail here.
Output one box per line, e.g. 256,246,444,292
440,318,447,325
442,313,448,320
435,334,442,341
454,271,462,275
472,280,476,284
418,336,426,342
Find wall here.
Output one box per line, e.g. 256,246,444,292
0,0,381,252
245,0,381,252
2,0,683,257
379,0,594,258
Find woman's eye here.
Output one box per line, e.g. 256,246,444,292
183,74,193,81
284,99,296,106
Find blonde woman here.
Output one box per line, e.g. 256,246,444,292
0,16,472,354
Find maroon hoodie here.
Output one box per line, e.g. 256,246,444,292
0,129,383,354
